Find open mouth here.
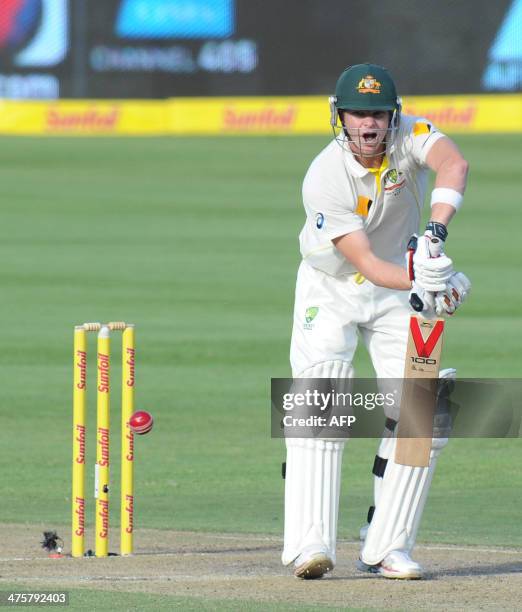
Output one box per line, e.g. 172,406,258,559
362,132,378,144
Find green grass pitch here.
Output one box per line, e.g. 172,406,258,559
0,135,520,605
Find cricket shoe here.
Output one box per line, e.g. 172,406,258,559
357,550,423,579
293,549,334,580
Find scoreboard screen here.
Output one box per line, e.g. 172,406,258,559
0,0,518,99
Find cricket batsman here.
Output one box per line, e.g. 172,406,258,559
283,63,471,579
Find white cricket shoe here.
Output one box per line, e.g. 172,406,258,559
357,550,423,579
293,549,334,579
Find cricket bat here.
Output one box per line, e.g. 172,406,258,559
395,315,445,467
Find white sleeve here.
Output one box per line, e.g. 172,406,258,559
302,170,363,241
405,117,446,167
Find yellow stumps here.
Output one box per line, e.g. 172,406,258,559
120,325,135,555
72,327,87,558
72,321,137,558
95,326,110,557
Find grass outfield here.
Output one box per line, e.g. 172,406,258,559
0,133,520,563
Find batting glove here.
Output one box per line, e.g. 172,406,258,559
434,272,471,316
406,236,434,313
408,223,453,292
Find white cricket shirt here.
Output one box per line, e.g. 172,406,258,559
299,115,446,276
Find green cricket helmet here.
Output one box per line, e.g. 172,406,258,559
333,63,400,112
329,63,402,153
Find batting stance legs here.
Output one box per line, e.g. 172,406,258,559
282,361,351,578
283,262,446,579
358,368,455,578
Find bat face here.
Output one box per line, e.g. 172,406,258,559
405,316,445,377
396,315,445,467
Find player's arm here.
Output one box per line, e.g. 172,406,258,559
413,136,471,314
425,136,469,227
411,136,468,281
332,230,411,290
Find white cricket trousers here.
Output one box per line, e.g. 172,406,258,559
282,261,411,566
290,260,410,381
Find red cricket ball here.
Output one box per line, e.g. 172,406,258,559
129,410,154,435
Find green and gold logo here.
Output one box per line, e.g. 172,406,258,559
357,75,382,94
304,306,319,329
384,168,406,193
305,306,319,323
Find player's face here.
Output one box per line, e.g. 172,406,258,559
341,110,390,157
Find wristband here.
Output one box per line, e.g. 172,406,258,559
425,221,448,241
430,187,463,211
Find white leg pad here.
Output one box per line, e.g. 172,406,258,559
359,433,395,541
282,360,352,566
282,437,345,565
360,436,447,566
370,367,456,519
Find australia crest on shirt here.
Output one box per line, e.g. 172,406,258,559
383,169,406,196
304,306,319,330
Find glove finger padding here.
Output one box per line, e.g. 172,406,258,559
412,236,454,291
413,271,452,293
406,236,451,292
414,254,454,287
435,272,471,316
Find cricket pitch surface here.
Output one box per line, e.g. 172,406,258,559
1,524,520,610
